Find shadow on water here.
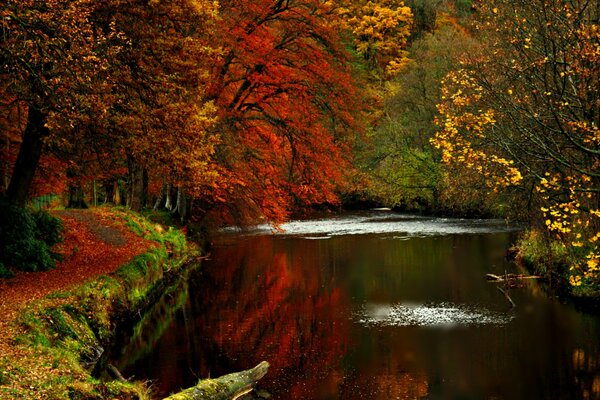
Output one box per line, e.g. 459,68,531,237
110,212,600,399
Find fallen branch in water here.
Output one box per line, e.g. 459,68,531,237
163,361,270,400
486,273,544,282
107,364,127,383
497,287,516,308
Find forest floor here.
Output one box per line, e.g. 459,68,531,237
0,208,156,362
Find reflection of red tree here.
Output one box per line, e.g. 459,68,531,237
193,235,351,397
341,370,429,400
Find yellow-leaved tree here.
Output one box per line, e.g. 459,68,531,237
333,0,414,77
431,0,600,292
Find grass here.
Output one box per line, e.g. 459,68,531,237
514,229,600,299
0,206,200,400
515,229,571,277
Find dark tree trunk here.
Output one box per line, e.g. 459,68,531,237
66,168,88,208
6,106,47,206
127,154,147,212
103,179,114,204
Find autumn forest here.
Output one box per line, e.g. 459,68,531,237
2,0,600,296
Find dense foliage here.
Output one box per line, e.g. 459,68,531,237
0,0,385,225
0,199,63,276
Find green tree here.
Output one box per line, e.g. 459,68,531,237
365,21,479,212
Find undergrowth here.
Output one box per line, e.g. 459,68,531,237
0,198,64,277
0,207,198,400
514,229,600,298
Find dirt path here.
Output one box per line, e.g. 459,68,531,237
0,208,155,355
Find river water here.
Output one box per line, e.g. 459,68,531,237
113,211,600,399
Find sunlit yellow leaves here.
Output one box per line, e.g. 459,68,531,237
443,0,600,291
431,69,523,192
336,0,413,77
537,173,600,288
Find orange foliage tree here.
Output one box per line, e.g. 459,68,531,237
2,0,377,227
334,0,414,78
90,0,221,212
200,0,369,225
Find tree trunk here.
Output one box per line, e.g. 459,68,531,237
162,361,269,400
67,168,88,208
154,182,174,211
114,180,124,205
6,106,47,206
103,179,114,204
127,154,147,212
164,183,173,210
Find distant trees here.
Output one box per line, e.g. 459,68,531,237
363,5,488,214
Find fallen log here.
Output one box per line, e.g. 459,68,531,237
486,273,544,282
163,361,270,400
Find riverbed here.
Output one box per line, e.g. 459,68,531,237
112,211,600,399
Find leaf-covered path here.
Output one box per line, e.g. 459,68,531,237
0,208,155,355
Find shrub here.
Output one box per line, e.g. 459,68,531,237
32,209,63,247
516,229,571,276
0,198,63,273
0,261,14,279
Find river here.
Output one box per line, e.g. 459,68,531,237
111,211,600,399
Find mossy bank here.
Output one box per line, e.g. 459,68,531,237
514,230,600,306
0,208,200,399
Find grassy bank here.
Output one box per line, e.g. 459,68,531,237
0,207,199,399
515,229,600,301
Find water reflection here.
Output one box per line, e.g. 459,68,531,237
114,212,600,399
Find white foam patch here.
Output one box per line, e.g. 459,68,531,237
222,211,520,238
356,302,514,328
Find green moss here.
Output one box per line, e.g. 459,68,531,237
3,207,200,400
516,230,571,276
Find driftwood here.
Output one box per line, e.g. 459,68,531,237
163,361,270,400
496,287,516,308
486,273,544,282
107,363,127,383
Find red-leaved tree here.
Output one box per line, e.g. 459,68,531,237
201,0,369,225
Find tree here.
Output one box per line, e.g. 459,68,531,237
366,21,480,212
335,0,414,78
88,0,220,212
200,0,369,225
1,0,114,206
431,0,600,287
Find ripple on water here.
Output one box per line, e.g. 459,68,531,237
355,302,514,328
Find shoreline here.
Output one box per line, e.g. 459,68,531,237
0,207,199,399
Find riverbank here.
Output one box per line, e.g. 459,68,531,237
0,207,198,399
513,229,600,308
